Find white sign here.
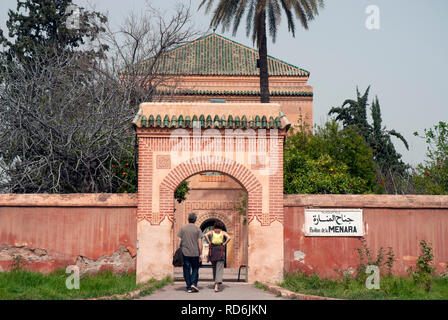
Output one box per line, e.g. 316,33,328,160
304,209,364,237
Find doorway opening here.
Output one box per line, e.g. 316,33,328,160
173,171,248,282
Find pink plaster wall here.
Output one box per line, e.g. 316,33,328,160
1,193,447,279
0,194,137,273
284,194,448,278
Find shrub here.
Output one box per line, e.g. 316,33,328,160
408,240,435,292
174,181,190,203
354,237,395,283
9,255,29,272
284,121,379,194
412,122,448,194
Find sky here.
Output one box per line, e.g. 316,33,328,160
1,0,447,166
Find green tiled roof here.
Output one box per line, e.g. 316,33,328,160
134,33,309,77
136,114,285,129
155,89,313,97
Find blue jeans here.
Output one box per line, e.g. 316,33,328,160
183,255,200,290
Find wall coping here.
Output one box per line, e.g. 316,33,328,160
1,193,446,209
0,194,138,207
283,194,448,209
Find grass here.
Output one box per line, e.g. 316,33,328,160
279,272,448,300
254,281,268,291
138,277,172,297
0,269,172,300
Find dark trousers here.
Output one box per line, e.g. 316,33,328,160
182,255,200,290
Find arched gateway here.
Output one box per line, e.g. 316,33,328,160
133,102,290,283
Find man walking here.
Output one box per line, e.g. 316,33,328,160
177,213,202,293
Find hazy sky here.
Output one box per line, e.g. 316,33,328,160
1,0,447,166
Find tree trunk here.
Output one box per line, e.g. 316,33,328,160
258,11,270,103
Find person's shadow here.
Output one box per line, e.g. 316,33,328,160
205,284,228,292
174,284,228,292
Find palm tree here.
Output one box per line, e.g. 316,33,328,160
199,0,324,103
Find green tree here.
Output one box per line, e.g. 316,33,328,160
329,86,409,192
199,0,324,103
370,96,409,175
412,121,448,194
328,86,371,139
284,121,379,194
0,0,107,66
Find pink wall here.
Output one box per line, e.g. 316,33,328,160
284,194,448,278
0,194,137,273
1,193,447,278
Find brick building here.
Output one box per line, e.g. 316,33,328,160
139,32,314,129
134,33,313,277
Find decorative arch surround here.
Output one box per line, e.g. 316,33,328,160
157,156,262,226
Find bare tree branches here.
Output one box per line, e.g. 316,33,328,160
0,2,199,193
100,2,202,105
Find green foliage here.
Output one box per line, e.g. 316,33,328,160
329,86,371,136
354,237,395,283
370,97,409,165
9,255,30,271
199,0,324,45
199,1,324,102
0,0,116,194
284,121,378,194
254,281,268,291
111,156,137,193
412,122,448,194
408,240,435,292
138,276,173,297
174,181,190,203
281,271,448,300
329,86,410,193
0,0,107,64
385,247,395,275
234,193,248,225
0,269,171,300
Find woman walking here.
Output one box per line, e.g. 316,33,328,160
204,220,231,292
